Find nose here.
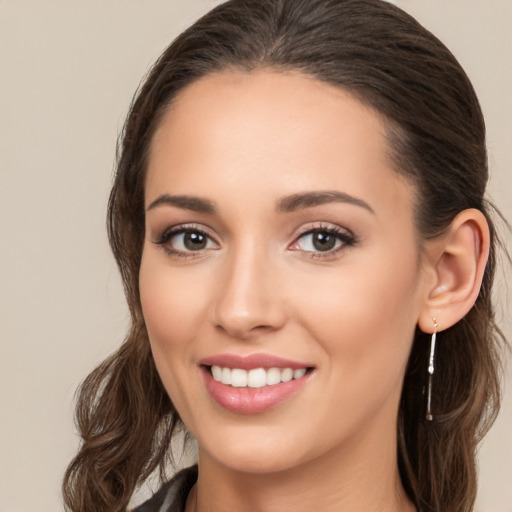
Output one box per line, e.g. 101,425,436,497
211,244,287,340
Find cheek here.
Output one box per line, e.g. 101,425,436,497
140,252,206,347
138,251,208,390
292,247,422,394
139,251,214,421
289,259,422,446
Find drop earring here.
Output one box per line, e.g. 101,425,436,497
426,318,438,421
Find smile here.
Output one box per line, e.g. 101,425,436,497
199,354,315,414
210,365,308,388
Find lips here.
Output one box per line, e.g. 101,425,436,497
199,353,314,414
200,353,312,370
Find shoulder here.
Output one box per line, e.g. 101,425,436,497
131,465,198,512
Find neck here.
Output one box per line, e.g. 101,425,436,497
186,416,416,512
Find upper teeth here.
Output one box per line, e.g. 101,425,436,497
210,366,307,388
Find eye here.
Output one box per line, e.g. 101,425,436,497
172,230,214,251
153,225,219,256
290,226,357,256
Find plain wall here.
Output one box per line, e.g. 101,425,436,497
0,1,510,511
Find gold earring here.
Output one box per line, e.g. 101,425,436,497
426,318,438,421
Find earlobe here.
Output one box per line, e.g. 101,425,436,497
418,208,490,333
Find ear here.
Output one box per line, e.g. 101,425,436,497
417,208,490,333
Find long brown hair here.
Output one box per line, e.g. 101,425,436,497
63,1,507,511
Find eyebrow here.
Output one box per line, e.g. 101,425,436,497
277,191,374,214
146,194,216,213
146,190,374,215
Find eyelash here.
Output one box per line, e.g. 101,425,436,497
291,224,358,259
152,223,358,260
153,224,216,259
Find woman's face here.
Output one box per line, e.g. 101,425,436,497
140,70,432,474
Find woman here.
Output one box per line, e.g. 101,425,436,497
63,1,507,511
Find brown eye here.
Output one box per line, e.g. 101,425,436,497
311,231,337,251
290,226,357,256
154,226,218,255
183,231,208,250
295,229,343,252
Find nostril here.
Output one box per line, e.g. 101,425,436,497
213,322,270,341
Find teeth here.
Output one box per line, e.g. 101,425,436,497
210,365,308,388
248,368,267,388
294,368,306,379
211,365,222,381
231,368,248,387
281,368,293,382
266,367,281,386
221,367,231,385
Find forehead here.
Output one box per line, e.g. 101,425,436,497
146,69,414,221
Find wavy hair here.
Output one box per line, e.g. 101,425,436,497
63,1,507,511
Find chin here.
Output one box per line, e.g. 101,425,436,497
195,423,318,475
206,448,306,475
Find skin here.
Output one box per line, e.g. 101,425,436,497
139,69,437,512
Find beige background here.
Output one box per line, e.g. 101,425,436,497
0,1,510,511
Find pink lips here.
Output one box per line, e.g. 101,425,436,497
199,353,313,414
200,353,312,370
